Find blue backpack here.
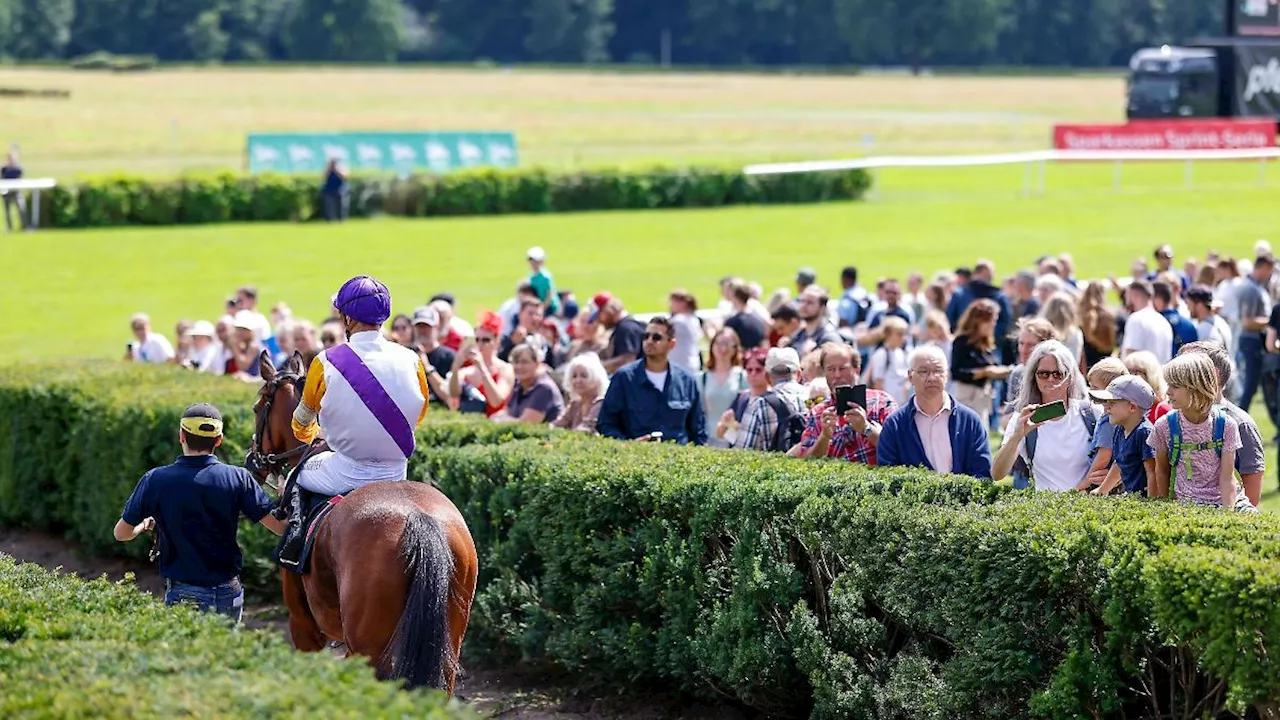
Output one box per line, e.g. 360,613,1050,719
1165,406,1227,492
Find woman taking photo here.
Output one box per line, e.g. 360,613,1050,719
493,343,565,425
701,327,748,447
992,339,1099,492
449,311,514,417
552,352,609,433
950,298,1012,432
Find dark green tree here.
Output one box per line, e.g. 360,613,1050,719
282,0,401,62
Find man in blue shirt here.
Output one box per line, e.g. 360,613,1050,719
598,316,708,445
115,403,285,623
1153,280,1198,357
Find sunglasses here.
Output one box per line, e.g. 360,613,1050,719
643,333,669,342
745,364,766,373
475,337,495,344
1035,370,1066,380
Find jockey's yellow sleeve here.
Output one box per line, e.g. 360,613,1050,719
291,356,326,443
415,357,430,427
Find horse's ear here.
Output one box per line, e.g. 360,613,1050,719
258,350,276,381
288,350,305,376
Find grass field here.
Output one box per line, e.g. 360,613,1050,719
0,67,1129,177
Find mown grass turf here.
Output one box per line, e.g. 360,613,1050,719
0,67,1128,177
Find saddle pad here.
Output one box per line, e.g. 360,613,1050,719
297,495,346,574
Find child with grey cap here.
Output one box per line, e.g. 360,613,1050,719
1088,375,1158,496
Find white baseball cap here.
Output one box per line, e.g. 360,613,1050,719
527,246,546,262
186,320,216,338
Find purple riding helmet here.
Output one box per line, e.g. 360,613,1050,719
331,275,392,326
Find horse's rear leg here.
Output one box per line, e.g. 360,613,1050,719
338,547,409,678
445,531,479,694
280,570,325,652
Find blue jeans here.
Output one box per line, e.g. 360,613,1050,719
164,577,244,624
1238,334,1265,414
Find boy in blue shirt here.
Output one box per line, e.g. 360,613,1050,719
1088,376,1158,496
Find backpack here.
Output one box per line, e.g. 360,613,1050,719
763,391,806,453
1166,407,1227,493
1022,402,1098,487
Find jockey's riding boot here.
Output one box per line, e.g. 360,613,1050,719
276,482,307,569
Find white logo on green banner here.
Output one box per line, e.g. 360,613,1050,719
246,132,519,174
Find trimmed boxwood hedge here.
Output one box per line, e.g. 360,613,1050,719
0,555,473,718
34,165,871,228
2,361,1278,718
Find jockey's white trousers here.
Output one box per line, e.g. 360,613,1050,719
295,450,406,496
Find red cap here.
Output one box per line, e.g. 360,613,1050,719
591,292,613,308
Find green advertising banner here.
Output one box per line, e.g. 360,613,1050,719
246,132,519,175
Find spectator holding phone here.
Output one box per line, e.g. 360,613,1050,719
991,340,1099,492
794,342,897,464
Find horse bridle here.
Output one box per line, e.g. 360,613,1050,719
246,370,311,490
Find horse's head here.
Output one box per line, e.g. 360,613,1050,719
246,349,308,489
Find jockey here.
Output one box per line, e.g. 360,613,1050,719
276,275,431,568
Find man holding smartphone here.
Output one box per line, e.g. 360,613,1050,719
794,343,897,464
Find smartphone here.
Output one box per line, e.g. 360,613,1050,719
851,384,867,411
1030,400,1067,424
834,385,855,416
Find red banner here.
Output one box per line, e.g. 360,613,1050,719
1053,119,1278,151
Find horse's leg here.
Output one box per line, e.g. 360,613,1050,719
444,524,479,695
336,525,409,679
280,569,325,652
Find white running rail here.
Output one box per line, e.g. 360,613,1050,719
0,177,58,231
742,147,1280,175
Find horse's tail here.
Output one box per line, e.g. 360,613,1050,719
384,510,456,690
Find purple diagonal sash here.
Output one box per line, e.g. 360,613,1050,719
326,344,415,458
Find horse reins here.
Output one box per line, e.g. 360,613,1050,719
247,371,311,486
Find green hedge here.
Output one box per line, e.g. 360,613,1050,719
3,361,1279,718
0,556,474,718
36,166,870,228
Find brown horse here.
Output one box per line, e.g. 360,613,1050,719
248,350,477,694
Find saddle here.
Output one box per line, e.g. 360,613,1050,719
276,488,349,574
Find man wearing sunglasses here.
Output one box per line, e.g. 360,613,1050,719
598,316,707,445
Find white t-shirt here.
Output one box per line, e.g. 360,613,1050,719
190,341,226,373
1001,404,1097,492
866,346,909,406
132,332,175,364
645,369,668,392
669,313,703,373
1121,306,1173,364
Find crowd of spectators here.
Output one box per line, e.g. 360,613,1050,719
128,241,1280,512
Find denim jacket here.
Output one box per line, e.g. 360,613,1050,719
598,359,708,445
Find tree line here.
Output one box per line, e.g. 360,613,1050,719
0,0,1227,68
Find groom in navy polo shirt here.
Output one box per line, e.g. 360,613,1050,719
115,403,285,623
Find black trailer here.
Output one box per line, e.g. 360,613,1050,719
1125,0,1280,121
1126,38,1280,120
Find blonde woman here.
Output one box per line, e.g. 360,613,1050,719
1123,351,1172,424
553,352,609,433
1148,353,1254,512
1041,292,1084,368
701,328,747,447
493,343,564,425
